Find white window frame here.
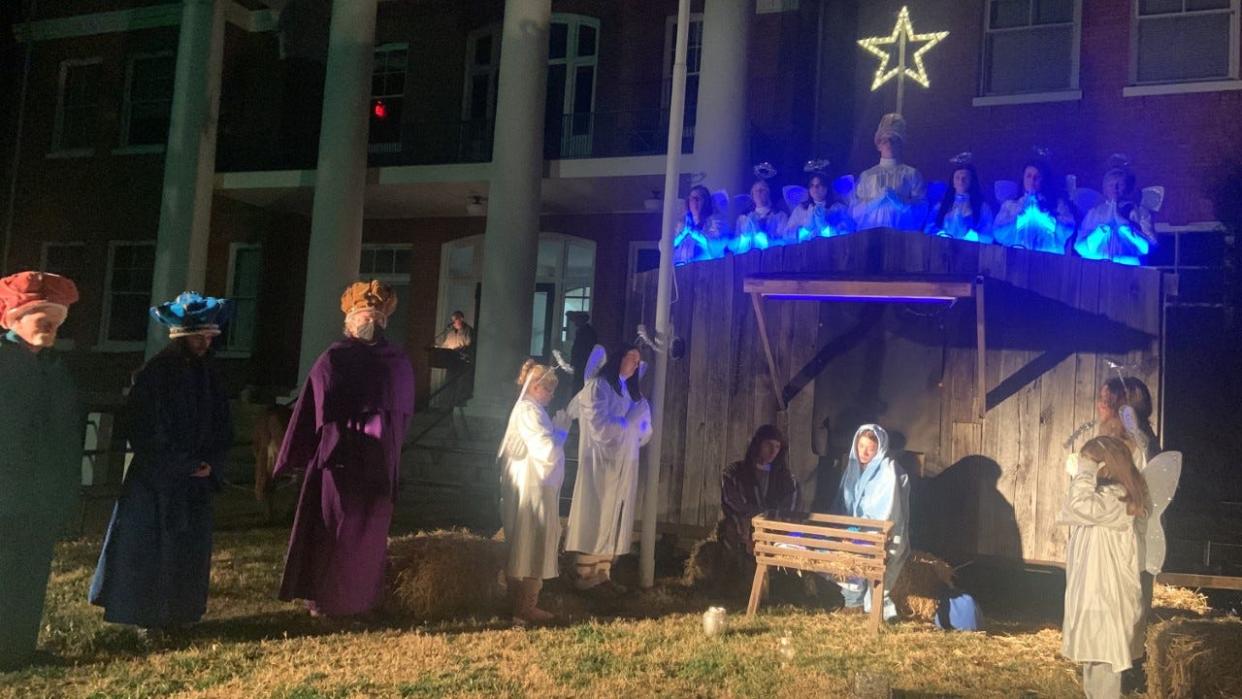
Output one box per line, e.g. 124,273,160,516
98,241,156,352
462,25,501,122
973,0,1083,106
662,13,704,117
1125,0,1241,96
369,42,409,153
38,241,87,350
50,57,102,157
219,243,261,356
117,51,174,154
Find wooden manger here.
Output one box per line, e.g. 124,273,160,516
747,512,894,633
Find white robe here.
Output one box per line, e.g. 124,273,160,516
850,159,927,231
926,196,994,243
993,194,1076,254
784,200,855,242
1059,471,1144,671
733,208,789,251
564,377,652,557
498,398,567,579
1073,200,1155,266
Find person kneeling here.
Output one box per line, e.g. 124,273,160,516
831,424,910,621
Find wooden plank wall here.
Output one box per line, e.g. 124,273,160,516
630,229,1164,563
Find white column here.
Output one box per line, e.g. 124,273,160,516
295,0,378,381
145,0,226,357
693,0,751,197
471,0,551,414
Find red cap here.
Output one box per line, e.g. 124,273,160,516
0,271,80,329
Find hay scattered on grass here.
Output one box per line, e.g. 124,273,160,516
1151,584,1210,618
386,529,508,621
1145,617,1242,699
890,551,955,622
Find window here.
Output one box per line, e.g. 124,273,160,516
369,44,408,149
663,14,703,135
1133,0,1238,84
52,59,102,154
102,242,155,347
463,29,499,123
982,0,1081,95
223,244,261,353
40,242,88,348
122,52,175,148
360,244,412,347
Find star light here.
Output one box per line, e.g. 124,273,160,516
857,6,949,108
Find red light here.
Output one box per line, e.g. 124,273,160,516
372,100,387,119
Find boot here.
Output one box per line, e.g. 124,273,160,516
514,578,555,624
573,554,608,590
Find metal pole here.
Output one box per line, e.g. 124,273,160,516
896,25,906,114
640,0,691,589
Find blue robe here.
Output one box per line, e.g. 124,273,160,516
0,332,81,669
89,347,232,628
832,424,910,619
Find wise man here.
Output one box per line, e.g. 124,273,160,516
0,271,82,669
275,280,415,617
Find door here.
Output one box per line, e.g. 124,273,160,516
530,282,557,360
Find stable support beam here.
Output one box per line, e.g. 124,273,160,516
296,0,378,381
975,277,987,419
145,0,226,357
749,292,786,412
471,0,552,415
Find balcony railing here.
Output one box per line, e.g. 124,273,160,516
216,109,694,173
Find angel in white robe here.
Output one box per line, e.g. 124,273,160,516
1073,159,1159,266
673,185,730,264
498,359,570,623
564,345,652,592
993,158,1077,254
850,114,928,231
926,154,994,243
783,171,854,242
732,175,789,254
1059,436,1148,699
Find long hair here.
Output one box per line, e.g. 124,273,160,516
799,173,830,209
1080,436,1148,517
685,184,715,228
743,424,788,469
937,163,985,230
1016,158,1063,215
744,178,786,216
1103,376,1158,455
598,344,642,400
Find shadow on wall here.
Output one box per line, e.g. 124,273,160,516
910,455,1022,563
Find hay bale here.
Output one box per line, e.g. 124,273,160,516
1146,617,1242,699
1152,584,1210,618
890,551,954,622
682,538,730,588
386,529,508,621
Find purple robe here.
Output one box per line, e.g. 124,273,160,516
274,336,414,616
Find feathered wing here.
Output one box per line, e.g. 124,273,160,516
833,175,855,200
782,185,807,212
925,180,948,207
994,179,1019,204
1141,186,1165,212
732,193,753,218
1142,451,1183,574
1073,187,1103,216
583,344,607,381
711,190,731,219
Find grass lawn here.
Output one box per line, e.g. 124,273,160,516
0,519,1096,699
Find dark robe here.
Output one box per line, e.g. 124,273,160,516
89,347,232,628
0,332,81,669
716,460,800,558
569,322,597,397
275,336,414,616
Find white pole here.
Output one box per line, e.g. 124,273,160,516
896,23,906,114
640,0,691,589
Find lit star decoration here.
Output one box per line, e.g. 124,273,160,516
857,6,949,91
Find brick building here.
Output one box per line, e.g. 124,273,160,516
1,0,1238,414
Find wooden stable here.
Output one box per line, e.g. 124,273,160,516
627,228,1167,565
747,512,894,633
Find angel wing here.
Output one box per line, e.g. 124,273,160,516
1119,405,1152,466
583,344,607,381
994,179,1019,204
1073,187,1103,216
711,190,730,219
732,193,753,219
1141,186,1165,212
638,359,649,381
833,175,855,200
783,185,807,212
925,180,947,207
1142,450,1183,575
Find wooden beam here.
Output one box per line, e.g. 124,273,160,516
744,277,975,300
1157,572,1242,591
975,277,987,419
749,292,786,411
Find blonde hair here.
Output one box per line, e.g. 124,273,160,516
516,358,558,391
1080,436,1149,517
